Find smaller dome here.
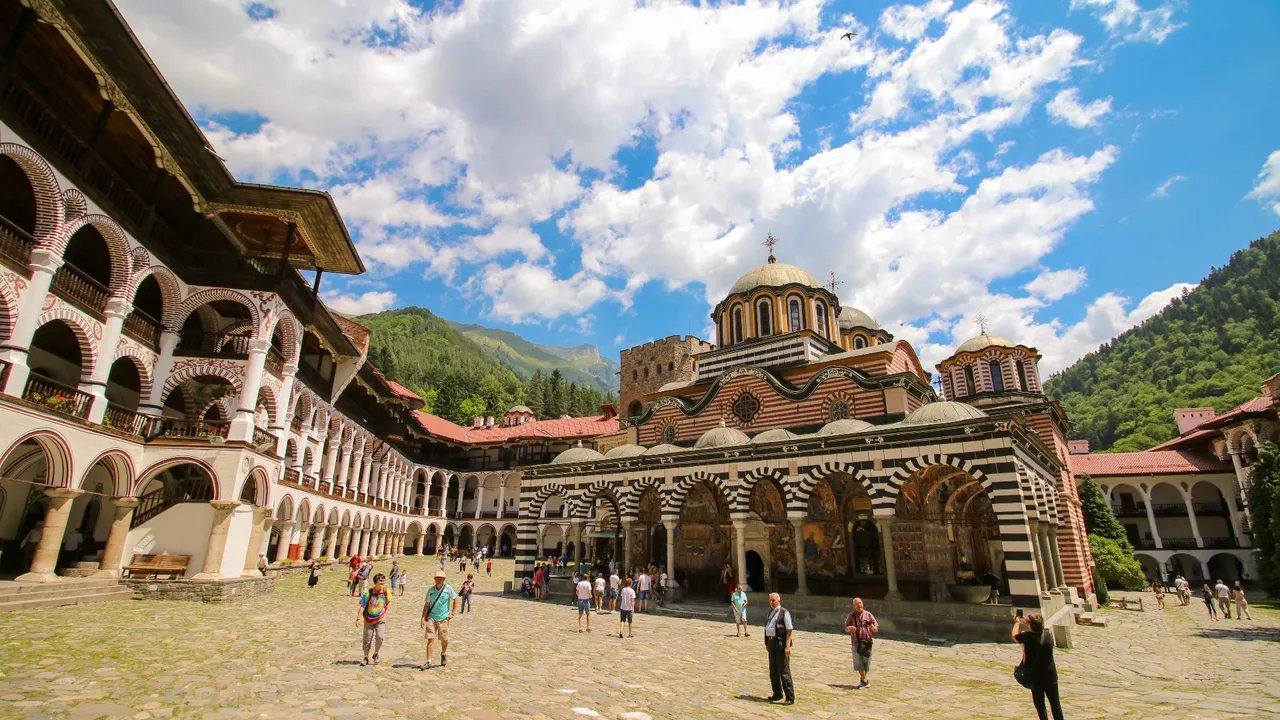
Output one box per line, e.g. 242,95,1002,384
643,443,685,455
750,428,796,444
817,418,875,436
508,405,534,414
551,441,605,464
955,332,1016,355
695,420,750,449
604,444,647,458
838,306,881,332
902,401,988,425
729,260,823,296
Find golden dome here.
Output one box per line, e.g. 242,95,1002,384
838,306,881,331
729,259,822,295
955,332,1016,354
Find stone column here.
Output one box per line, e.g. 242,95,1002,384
1028,520,1051,594
416,533,426,555
455,478,466,517
622,519,634,574
86,298,130,424
790,517,809,595
497,483,507,518
474,484,485,519
1141,487,1163,548
292,521,310,561
328,525,344,559
16,487,83,582
571,519,585,568
92,497,139,578
229,338,270,443
346,527,360,557
243,508,273,575
878,516,901,601
1047,525,1068,589
138,330,180,415
272,364,298,457
321,437,341,493
1182,489,1205,548
731,518,748,588
360,529,372,557
193,500,242,580
0,248,62,396
310,523,328,559
275,521,295,564
1036,525,1057,596
359,455,373,499
664,518,678,592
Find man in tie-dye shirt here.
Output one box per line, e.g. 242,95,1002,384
358,573,391,666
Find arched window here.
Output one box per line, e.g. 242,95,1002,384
853,335,867,350
644,367,649,378
731,306,744,344
815,300,828,337
668,362,673,372
963,365,977,396
787,296,804,332
656,364,662,376
989,361,1005,392
1015,359,1029,390
756,299,773,337
632,370,638,380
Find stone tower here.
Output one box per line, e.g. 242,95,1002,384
619,335,712,419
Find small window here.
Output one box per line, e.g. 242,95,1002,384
853,335,867,350
815,300,828,337
788,297,804,332
668,362,673,371
989,361,1005,392
731,307,744,344
656,365,662,376
1015,359,1029,390
632,370,638,380
644,367,649,378
756,299,773,336
963,365,977,396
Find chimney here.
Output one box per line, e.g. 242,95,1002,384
473,416,483,427
1067,439,1090,455
1263,373,1280,399
485,416,494,427
1174,407,1216,435
600,403,617,420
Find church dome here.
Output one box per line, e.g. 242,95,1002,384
838,306,881,332
750,428,796,444
955,332,1015,355
902,401,988,425
551,441,605,464
817,418,875,436
729,260,822,295
508,405,534,414
643,443,685,455
694,420,750,449
604,444,647,458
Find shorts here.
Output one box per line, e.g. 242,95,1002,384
362,622,385,653
639,590,650,600
593,590,603,603
424,618,449,641
619,609,633,623
577,599,591,615
606,588,617,600
852,649,871,673
734,607,748,624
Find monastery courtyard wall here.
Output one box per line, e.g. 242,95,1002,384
1,555,1276,719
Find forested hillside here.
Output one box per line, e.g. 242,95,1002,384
358,307,617,426
450,321,619,392
1045,229,1280,452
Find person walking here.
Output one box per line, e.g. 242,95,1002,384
459,574,474,614
421,570,458,669
618,575,637,638
594,573,607,613
257,552,269,576
608,569,621,613
347,564,360,596
1214,579,1232,618
533,564,544,600
389,561,401,595
357,573,391,666
844,597,877,689
459,553,467,574
1013,613,1063,720
308,560,322,588
399,569,409,597
637,569,651,613
575,572,593,633
486,559,493,577
1200,583,1217,620
1153,583,1165,610
731,584,750,637
358,562,373,596
763,593,795,705
1233,581,1252,620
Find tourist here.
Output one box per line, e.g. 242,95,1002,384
520,576,534,597
1200,583,1217,620
533,564,544,600
721,562,734,602
389,561,401,594
1174,576,1189,605
1233,581,1252,620
658,568,669,607
731,584,750,637
349,554,362,571
421,570,457,669
618,575,637,638
308,560,321,588
438,553,446,571
762,592,794,705
593,572,607,613
1214,579,1232,618
637,569,651,613
473,554,480,572
20,521,42,570
486,559,493,576
347,565,360,596
358,562,373,596
1012,613,1063,720
357,573,390,666
459,573,474,614
257,552,269,576
459,553,467,573
1153,583,1164,610
844,597,877,689
575,572,593,633
399,568,409,597
608,569,620,613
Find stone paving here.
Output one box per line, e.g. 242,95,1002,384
1,557,1278,719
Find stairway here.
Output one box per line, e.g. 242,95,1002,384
0,578,133,612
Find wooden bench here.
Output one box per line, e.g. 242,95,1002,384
121,553,191,579
1106,596,1144,612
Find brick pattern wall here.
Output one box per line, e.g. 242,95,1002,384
619,335,712,416
1026,411,1094,596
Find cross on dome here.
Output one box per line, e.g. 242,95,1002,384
763,233,778,264
826,271,843,294
974,312,990,336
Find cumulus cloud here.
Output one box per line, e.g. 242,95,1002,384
323,290,398,315
1070,0,1186,44
1246,150,1280,215
1151,173,1187,198
1047,88,1112,128
1025,268,1087,301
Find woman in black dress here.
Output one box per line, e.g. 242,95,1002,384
1013,613,1064,720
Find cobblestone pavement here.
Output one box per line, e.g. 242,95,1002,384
2,557,1278,719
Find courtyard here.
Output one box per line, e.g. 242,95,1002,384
0,557,1277,720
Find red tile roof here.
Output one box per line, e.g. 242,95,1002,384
411,412,620,445
385,380,419,400
1148,428,1216,452
1175,395,1275,435
1070,450,1230,477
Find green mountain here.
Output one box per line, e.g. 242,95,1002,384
450,321,619,393
357,307,616,425
1045,229,1280,453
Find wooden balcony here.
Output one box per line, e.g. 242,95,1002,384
175,330,250,359
51,262,108,317
0,214,35,274
22,373,92,420
122,310,160,349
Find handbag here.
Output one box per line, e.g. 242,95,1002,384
854,611,873,656
1014,645,1034,689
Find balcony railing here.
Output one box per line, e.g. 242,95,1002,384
175,331,250,358
122,310,160,349
51,262,108,316
144,417,229,441
1191,502,1227,516
251,426,277,455
284,468,301,485
1159,537,1198,550
22,373,91,420
0,213,35,272
103,403,147,436
1203,537,1239,549
265,347,285,377
1111,504,1146,517
1132,539,1158,550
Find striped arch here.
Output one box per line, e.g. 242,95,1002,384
667,471,734,515
264,309,302,365
741,466,799,513
574,479,622,520
160,361,244,404
110,344,155,401
292,390,315,429
174,288,261,337
0,272,18,343
879,454,991,516
237,466,270,507
795,462,877,509
133,456,221,499
52,214,133,297
78,448,136,497
34,307,100,381
619,476,663,517
61,189,86,223
1,430,74,489
296,498,312,524
0,141,64,241
528,483,569,517
328,507,340,525
313,503,327,524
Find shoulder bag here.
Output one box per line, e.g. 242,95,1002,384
1013,641,1033,689
854,611,873,656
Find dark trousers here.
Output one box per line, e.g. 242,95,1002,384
765,637,794,701
1032,684,1064,720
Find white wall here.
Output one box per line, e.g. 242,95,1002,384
124,503,213,578
221,504,255,577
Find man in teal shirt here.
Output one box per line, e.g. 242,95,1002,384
731,586,750,637
420,569,457,669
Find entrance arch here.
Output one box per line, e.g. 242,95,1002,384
674,478,731,598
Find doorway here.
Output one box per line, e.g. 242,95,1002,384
746,550,765,592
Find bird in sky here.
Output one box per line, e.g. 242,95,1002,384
841,31,857,41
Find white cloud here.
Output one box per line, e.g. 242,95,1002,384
1151,173,1187,198
479,263,611,323
1246,150,1280,215
1046,88,1112,128
1070,0,1185,44
1025,268,1086,300
323,290,398,315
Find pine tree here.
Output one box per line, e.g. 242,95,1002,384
526,370,546,417
1077,477,1128,544
1248,443,1280,596
548,369,565,418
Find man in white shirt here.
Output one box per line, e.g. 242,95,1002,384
575,575,593,633
593,574,607,613
1214,579,1232,618
618,576,637,638
637,570,652,613
608,571,621,613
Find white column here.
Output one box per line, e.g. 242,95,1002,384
474,483,485,519
86,297,129,423
1142,486,1163,549
732,518,747,588
274,522,294,563
1182,488,1204,548
271,364,297,456
321,434,341,492
348,445,365,498
335,444,353,495
0,248,62,395
138,330,180,415
878,515,901,600
229,338,270,442
192,501,242,580
497,483,507,517
455,478,466,517
790,516,809,595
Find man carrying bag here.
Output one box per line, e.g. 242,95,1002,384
762,592,794,705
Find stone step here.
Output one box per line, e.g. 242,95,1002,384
0,587,133,612
1076,612,1095,625
0,578,120,602
0,582,128,605
1089,615,1109,627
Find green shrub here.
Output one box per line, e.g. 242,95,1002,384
1093,567,1109,604
1088,534,1146,590
315,556,329,563
279,558,294,566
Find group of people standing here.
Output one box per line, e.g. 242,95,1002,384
350,559,474,669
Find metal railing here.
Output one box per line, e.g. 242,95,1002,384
1151,503,1191,516
1159,537,1198,550
51,262,108,316
104,403,146,435
1191,502,1227,516
1110,504,1146,517
22,373,91,419
175,330,251,358
122,310,160,348
0,213,35,270
1203,537,1239,549
144,417,229,441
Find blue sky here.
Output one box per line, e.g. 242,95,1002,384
116,0,1280,373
